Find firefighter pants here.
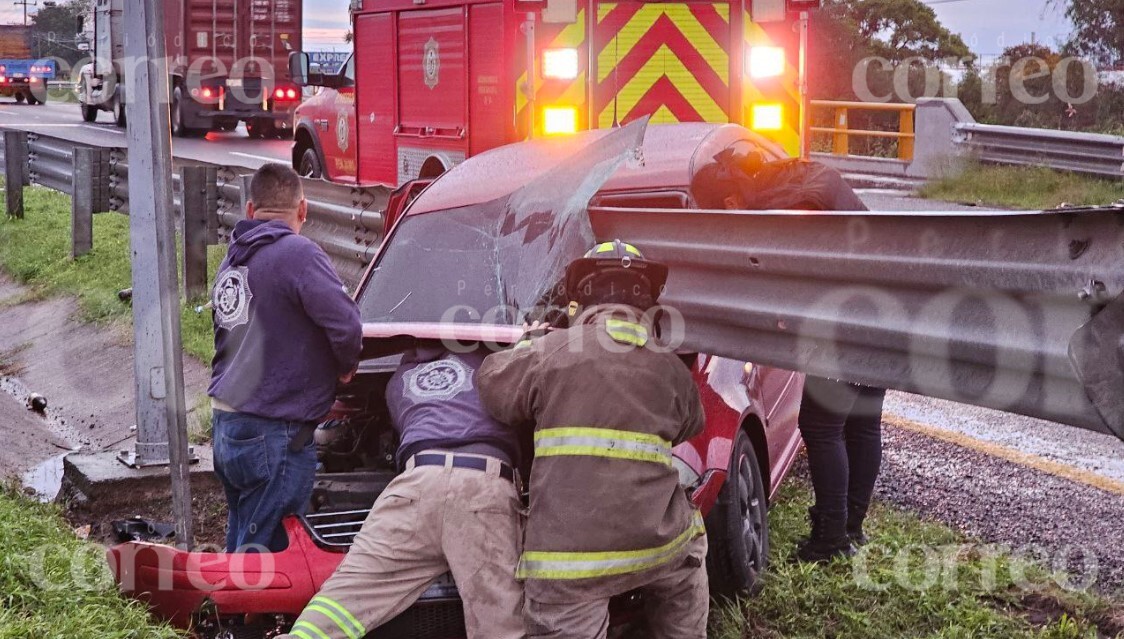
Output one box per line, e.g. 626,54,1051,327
278,455,525,639
524,534,709,639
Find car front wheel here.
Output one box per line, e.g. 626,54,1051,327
705,428,769,598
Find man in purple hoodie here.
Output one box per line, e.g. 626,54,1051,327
209,163,362,553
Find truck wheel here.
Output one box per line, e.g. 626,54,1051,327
81,102,98,122
171,87,204,137
705,429,769,598
246,119,273,139
27,93,44,106
113,99,127,127
14,92,24,104
297,147,323,178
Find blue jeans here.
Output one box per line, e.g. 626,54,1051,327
212,410,317,552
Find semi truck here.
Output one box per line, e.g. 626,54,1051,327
76,0,302,137
289,0,818,183
0,25,54,105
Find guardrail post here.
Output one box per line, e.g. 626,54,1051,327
4,130,28,218
238,173,253,219
899,109,915,162
71,147,100,257
180,166,215,299
832,107,849,156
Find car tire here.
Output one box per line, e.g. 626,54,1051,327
297,146,323,178
705,428,769,598
81,102,98,122
14,92,24,103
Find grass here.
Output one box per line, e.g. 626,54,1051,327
0,184,223,363
0,485,182,638
710,481,1122,639
920,164,1124,210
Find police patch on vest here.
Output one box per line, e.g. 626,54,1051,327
406,358,472,400
213,266,253,330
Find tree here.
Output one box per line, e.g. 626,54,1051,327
29,0,91,67
1051,0,1123,66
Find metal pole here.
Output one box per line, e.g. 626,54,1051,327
180,166,210,299
798,11,810,159
122,0,194,549
71,147,95,257
3,130,27,218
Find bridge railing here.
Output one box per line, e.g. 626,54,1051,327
809,100,916,162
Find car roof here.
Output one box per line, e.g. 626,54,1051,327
407,122,781,215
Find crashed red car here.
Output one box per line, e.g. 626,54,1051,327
109,122,806,638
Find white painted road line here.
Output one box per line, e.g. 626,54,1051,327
230,151,283,163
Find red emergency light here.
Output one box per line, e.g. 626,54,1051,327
273,86,299,101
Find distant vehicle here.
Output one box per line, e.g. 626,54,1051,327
288,0,816,183
108,122,807,639
75,0,302,137
0,25,54,105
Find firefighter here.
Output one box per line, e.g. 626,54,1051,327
479,240,709,639
277,345,525,639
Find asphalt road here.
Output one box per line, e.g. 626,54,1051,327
0,99,290,170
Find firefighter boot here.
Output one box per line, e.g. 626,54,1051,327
796,507,855,563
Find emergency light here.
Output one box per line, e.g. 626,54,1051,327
543,48,580,80
748,46,785,79
751,103,784,131
543,106,578,135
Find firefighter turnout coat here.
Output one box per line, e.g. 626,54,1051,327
478,305,706,603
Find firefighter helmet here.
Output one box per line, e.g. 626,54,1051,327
564,240,669,306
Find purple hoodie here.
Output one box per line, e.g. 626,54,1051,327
208,219,362,423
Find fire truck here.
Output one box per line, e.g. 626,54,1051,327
289,0,818,184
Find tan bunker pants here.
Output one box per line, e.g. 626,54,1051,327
524,534,710,639
279,456,525,639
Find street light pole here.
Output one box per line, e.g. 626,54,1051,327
121,0,194,549
13,0,35,26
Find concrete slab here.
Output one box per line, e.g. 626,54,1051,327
61,446,220,510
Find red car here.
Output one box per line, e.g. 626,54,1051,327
109,123,805,638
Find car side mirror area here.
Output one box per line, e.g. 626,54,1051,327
289,51,324,87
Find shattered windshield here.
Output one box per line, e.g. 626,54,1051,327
358,118,649,326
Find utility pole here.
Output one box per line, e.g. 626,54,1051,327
13,0,35,26
122,0,194,549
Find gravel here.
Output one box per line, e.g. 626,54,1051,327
875,424,1124,596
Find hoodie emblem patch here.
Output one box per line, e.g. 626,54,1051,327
213,266,253,330
406,358,472,400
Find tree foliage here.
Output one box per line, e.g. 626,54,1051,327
1051,0,1124,66
29,0,91,67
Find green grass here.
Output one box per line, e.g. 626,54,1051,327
0,486,182,638
0,184,222,362
920,164,1124,210
710,481,1122,639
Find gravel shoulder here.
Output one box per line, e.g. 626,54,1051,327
877,423,1124,596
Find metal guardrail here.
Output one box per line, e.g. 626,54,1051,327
954,123,1124,179
810,100,916,162
1,129,389,290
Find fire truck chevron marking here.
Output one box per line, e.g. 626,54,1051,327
595,3,730,127
598,47,726,126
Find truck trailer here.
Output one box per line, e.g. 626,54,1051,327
0,25,54,105
76,0,302,137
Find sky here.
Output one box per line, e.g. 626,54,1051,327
0,0,1076,56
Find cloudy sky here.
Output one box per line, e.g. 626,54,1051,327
0,0,1075,55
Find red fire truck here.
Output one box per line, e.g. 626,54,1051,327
289,0,817,183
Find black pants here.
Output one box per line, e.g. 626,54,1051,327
797,377,886,525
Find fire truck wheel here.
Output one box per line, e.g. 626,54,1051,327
297,147,323,179
705,428,769,598
81,102,98,122
14,92,24,103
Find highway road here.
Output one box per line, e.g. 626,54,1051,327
0,100,290,170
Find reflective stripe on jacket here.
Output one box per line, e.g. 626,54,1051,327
479,305,706,603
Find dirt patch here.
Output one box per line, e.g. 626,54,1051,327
0,274,210,477
60,467,229,549
990,590,1124,638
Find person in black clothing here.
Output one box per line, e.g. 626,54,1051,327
689,145,887,562
795,377,887,561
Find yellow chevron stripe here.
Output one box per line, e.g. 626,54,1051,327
597,43,726,127
597,3,729,84
517,9,588,115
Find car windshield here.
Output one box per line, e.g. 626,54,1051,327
357,118,650,326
